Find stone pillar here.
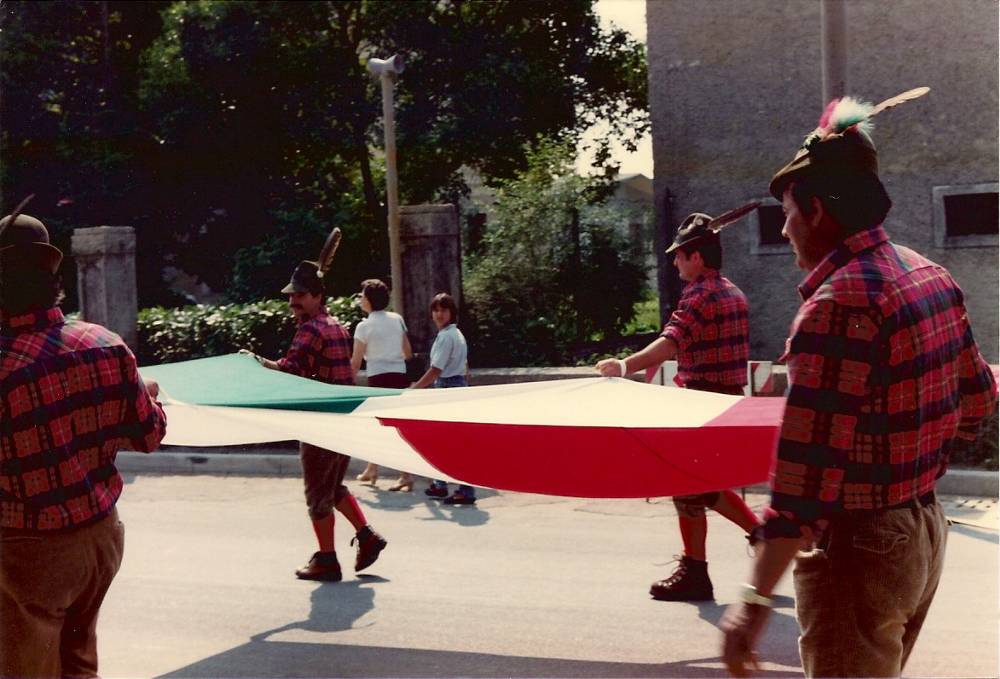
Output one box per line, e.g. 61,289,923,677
71,226,138,349
399,204,461,353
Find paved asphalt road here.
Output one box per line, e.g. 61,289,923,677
97,474,998,678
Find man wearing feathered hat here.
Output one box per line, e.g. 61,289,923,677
596,203,762,602
0,200,167,676
246,235,388,582
721,90,997,677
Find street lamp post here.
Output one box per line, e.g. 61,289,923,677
367,54,406,317
820,0,848,103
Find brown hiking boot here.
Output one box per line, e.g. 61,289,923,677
650,556,713,601
295,551,342,582
352,526,387,572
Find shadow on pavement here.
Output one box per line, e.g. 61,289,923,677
249,576,388,641
947,522,1000,544
355,485,493,527
419,497,490,527
157,640,803,678
158,583,803,678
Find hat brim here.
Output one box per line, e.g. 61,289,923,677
665,232,717,256
281,282,307,294
0,242,63,273
770,131,880,200
769,152,812,201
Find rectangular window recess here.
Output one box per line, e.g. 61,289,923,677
933,183,999,248
749,198,791,255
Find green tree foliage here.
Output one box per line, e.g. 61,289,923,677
0,0,177,308
464,140,646,366
136,1,379,298
137,0,648,301
2,1,647,308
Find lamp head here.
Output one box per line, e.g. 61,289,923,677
366,54,404,79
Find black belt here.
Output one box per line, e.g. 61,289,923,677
852,490,937,514
818,491,938,550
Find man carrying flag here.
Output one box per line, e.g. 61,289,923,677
721,88,997,677
248,232,387,582
0,200,166,677
596,204,762,601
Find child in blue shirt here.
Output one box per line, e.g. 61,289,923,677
411,293,475,505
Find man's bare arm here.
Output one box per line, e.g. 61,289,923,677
595,336,678,377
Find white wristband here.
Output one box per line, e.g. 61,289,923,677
740,584,773,607
617,359,629,377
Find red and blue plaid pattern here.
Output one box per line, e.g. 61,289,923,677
763,226,998,540
277,309,353,385
661,271,750,388
1,307,166,531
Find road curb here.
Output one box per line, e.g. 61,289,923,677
118,451,999,498
934,468,999,497
119,451,304,476
745,468,998,499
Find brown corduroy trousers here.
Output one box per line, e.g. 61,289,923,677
793,499,947,677
1,508,125,679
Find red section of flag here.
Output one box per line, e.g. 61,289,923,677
380,397,785,498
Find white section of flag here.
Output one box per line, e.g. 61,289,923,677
159,403,462,482
352,377,738,427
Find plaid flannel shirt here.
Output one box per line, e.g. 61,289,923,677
763,226,998,540
1,307,166,531
277,308,353,386
661,270,750,388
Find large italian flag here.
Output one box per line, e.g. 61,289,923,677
139,353,784,498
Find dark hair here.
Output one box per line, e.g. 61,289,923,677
302,282,326,302
679,235,722,270
360,279,390,311
430,292,458,325
0,267,64,314
790,172,892,235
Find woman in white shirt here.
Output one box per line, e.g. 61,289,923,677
351,279,413,491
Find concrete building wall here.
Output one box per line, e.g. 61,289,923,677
647,0,998,361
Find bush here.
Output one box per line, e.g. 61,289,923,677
463,139,647,366
136,296,363,366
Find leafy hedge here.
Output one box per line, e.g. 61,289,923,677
136,296,363,366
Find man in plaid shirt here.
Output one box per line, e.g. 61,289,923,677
722,95,998,677
597,211,760,601
252,259,387,582
0,210,166,677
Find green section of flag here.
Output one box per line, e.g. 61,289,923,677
139,353,402,413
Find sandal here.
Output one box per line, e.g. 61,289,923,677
356,463,379,485
388,474,413,492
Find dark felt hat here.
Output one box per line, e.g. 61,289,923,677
664,201,761,255
0,213,63,273
768,125,879,201
665,213,718,255
281,260,324,295
768,87,930,200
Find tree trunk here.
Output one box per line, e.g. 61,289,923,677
569,207,583,342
